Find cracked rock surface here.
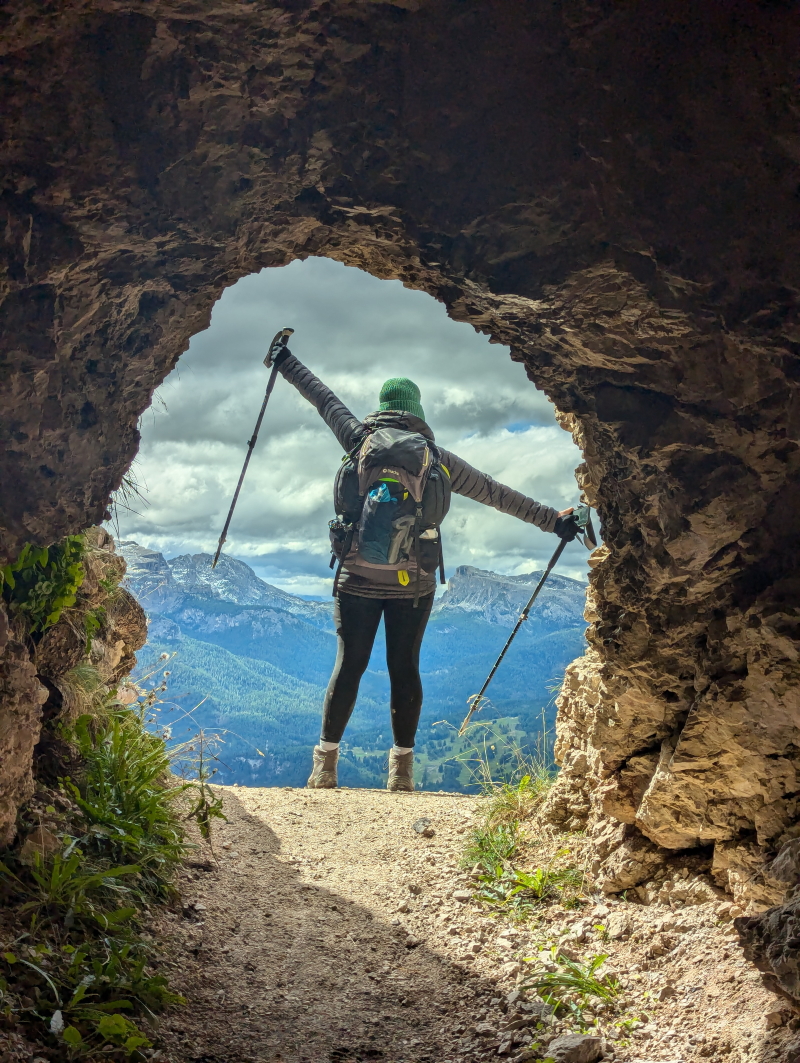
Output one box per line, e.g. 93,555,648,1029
0,531,146,845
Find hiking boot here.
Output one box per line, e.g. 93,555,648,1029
387,749,414,792
307,746,339,789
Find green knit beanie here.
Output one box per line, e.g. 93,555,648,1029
378,377,425,421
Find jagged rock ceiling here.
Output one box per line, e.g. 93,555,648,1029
1,0,800,998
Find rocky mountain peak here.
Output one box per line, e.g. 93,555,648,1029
117,540,181,611
435,564,587,627
167,552,287,607
116,540,334,628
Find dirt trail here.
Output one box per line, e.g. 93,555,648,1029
150,787,798,1063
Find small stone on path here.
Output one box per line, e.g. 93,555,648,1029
546,1033,603,1063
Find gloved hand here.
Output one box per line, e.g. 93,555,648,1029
268,344,292,367
553,514,580,541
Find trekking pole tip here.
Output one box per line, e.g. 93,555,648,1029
211,539,225,568
458,693,484,735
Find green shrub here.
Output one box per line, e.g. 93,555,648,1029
0,702,192,1060
1,536,85,634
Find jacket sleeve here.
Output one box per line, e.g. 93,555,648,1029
276,352,365,452
438,447,560,533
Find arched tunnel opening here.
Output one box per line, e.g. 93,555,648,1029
1,0,800,1055
119,257,587,593
115,256,590,791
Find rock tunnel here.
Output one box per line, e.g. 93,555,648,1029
2,0,799,999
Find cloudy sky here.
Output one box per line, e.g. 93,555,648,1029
114,258,589,596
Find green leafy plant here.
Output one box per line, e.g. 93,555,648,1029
83,605,106,650
0,849,139,927
0,847,182,1059
0,547,240,1060
610,1013,651,1048
0,925,180,1058
1,536,85,634
593,923,609,942
0,692,196,1060
476,860,583,914
521,947,620,1022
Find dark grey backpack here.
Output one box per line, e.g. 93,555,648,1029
329,427,451,604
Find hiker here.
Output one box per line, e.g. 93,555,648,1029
269,346,579,792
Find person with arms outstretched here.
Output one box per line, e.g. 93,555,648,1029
269,345,577,792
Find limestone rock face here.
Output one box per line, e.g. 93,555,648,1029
34,619,86,681
0,0,799,980
0,534,146,842
0,606,48,846
737,898,800,1008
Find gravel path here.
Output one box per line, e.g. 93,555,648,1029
150,786,798,1063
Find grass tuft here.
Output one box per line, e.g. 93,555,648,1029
475,860,584,916
460,714,556,808
459,711,590,922
462,820,521,871
105,461,149,538
66,707,188,892
521,947,620,1027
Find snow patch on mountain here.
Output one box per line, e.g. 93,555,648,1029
118,541,183,611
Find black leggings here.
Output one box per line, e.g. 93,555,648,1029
321,592,434,748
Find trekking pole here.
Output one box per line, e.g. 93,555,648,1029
211,328,294,569
458,505,597,735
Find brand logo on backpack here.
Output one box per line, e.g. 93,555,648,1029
329,427,451,603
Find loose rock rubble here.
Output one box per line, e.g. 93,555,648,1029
152,787,800,1063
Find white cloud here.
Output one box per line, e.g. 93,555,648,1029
114,258,591,595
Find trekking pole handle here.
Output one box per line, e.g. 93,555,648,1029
264,327,294,366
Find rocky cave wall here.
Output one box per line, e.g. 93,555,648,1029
0,529,146,847
1,0,800,981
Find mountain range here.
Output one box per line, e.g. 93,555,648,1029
119,541,588,791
